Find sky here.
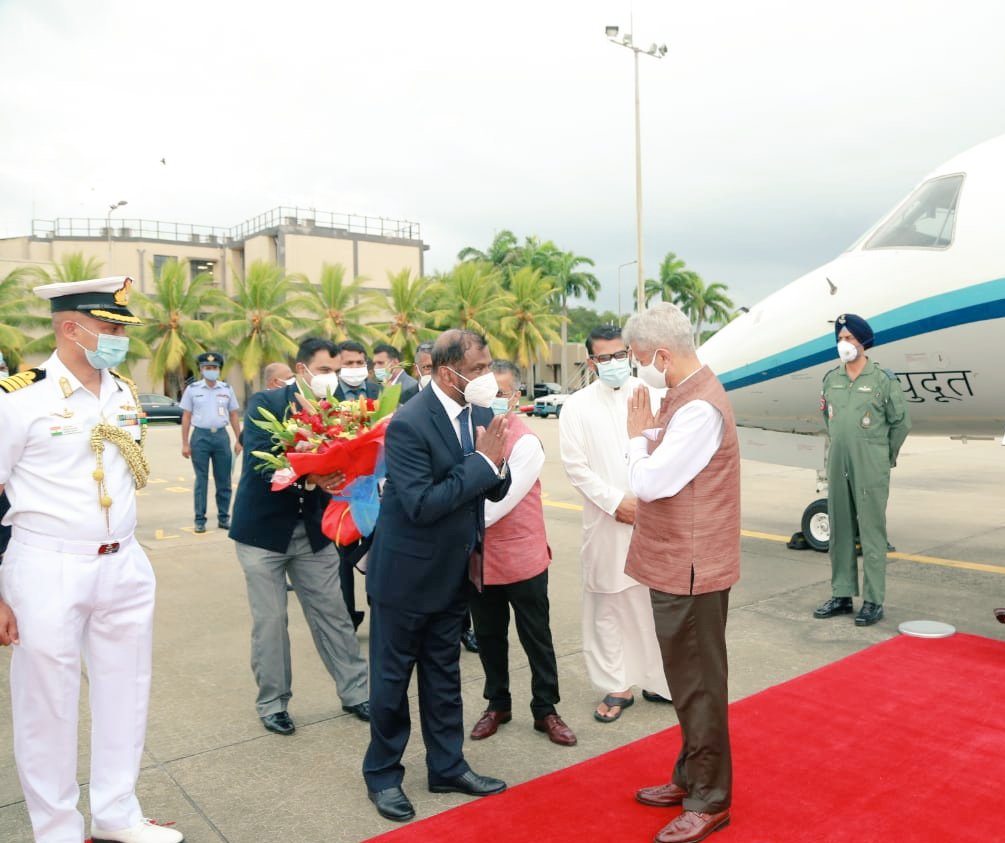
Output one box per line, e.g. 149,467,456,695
2,0,1005,316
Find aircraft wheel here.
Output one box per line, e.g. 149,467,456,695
801,499,830,553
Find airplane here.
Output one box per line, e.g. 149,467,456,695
697,132,1005,550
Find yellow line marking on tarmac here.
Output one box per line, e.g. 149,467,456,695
147,478,167,484
540,500,1003,575
165,486,190,493
154,528,179,540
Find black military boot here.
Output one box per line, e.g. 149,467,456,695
854,602,884,626
813,596,854,619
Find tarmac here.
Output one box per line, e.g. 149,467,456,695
1,417,1003,842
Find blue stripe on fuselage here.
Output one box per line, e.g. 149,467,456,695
719,276,1005,391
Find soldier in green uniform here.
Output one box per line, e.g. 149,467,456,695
813,313,911,627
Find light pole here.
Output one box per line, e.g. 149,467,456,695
617,259,637,325
605,25,666,315
106,199,127,268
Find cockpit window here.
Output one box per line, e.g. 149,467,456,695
863,173,964,250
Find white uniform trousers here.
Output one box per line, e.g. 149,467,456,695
582,583,671,698
2,532,155,843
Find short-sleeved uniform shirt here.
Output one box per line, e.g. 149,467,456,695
180,379,239,429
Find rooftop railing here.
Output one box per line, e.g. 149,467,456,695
30,205,422,244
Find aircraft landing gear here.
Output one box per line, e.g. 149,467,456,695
800,498,830,552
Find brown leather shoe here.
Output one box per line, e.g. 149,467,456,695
654,809,730,843
995,608,1005,624
533,713,577,746
636,781,688,807
470,709,511,740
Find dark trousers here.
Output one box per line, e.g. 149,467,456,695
191,427,232,525
363,597,470,791
469,569,559,719
650,587,732,814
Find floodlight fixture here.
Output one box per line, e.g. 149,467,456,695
605,25,619,37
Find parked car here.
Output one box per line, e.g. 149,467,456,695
532,382,563,399
532,393,568,418
139,392,184,424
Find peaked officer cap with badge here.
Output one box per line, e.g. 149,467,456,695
197,351,225,367
33,276,143,325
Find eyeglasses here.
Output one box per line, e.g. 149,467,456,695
590,350,630,364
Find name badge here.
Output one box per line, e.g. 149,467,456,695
50,423,84,437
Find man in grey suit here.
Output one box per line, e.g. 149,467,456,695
372,343,420,404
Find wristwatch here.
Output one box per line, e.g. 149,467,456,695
497,459,509,480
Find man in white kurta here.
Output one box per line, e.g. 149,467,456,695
558,326,671,721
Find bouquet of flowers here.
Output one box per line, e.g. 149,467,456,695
251,380,401,545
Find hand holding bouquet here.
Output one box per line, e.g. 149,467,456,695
251,379,400,544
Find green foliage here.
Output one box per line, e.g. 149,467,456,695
498,267,562,368
0,271,50,369
433,261,512,355
293,263,382,343
371,269,445,363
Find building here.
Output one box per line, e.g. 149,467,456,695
0,205,427,296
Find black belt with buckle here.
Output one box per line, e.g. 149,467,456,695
97,542,120,555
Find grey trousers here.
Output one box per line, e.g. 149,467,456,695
235,523,368,716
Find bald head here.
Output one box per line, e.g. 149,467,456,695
432,329,491,404
263,361,294,389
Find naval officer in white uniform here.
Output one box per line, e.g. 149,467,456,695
0,277,184,843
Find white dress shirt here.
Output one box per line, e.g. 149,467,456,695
484,433,545,528
429,380,498,473
627,367,725,502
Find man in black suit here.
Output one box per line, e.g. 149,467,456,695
372,342,420,404
363,329,512,822
229,337,370,736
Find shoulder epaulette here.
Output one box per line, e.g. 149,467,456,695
881,368,899,380
0,367,46,394
109,368,135,386
821,365,840,382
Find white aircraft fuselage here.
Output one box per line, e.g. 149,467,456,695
699,134,1005,440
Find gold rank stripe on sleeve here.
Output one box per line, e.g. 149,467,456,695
0,367,47,393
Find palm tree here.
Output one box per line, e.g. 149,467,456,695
132,259,222,395
457,229,520,270
498,267,563,383
0,271,50,370
642,251,700,307
676,277,735,345
293,263,382,343
434,261,512,355
372,269,445,362
213,260,308,396
539,249,599,389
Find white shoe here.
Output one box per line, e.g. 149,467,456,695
91,818,184,843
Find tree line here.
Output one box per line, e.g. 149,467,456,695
0,234,737,393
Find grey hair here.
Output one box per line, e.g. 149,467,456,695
622,302,695,355
491,359,522,385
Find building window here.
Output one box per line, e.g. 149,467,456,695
153,254,174,278
190,259,216,282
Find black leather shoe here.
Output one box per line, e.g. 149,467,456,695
218,518,230,529
429,769,506,796
813,596,853,619
194,523,206,534
261,711,295,735
368,786,415,822
342,701,370,722
855,601,884,626
460,629,479,653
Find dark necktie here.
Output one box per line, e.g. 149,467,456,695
458,407,474,455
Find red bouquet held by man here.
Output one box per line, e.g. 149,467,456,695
251,381,401,544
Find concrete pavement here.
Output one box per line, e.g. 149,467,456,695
1,418,1002,842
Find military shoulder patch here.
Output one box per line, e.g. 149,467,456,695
0,367,47,394
109,368,135,386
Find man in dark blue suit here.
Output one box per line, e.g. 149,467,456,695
363,329,512,822
229,337,370,736
332,340,381,628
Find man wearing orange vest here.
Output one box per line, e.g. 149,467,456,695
467,360,577,747
623,303,740,843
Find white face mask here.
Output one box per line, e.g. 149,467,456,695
448,368,498,408
636,349,669,389
837,340,859,363
418,374,432,390
305,365,340,396
339,366,368,388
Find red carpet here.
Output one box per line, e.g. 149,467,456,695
370,633,1005,842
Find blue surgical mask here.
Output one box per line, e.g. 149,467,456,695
490,396,511,416
374,367,389,382
202,367,220,382
597,357,632,389
74,323,130,370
